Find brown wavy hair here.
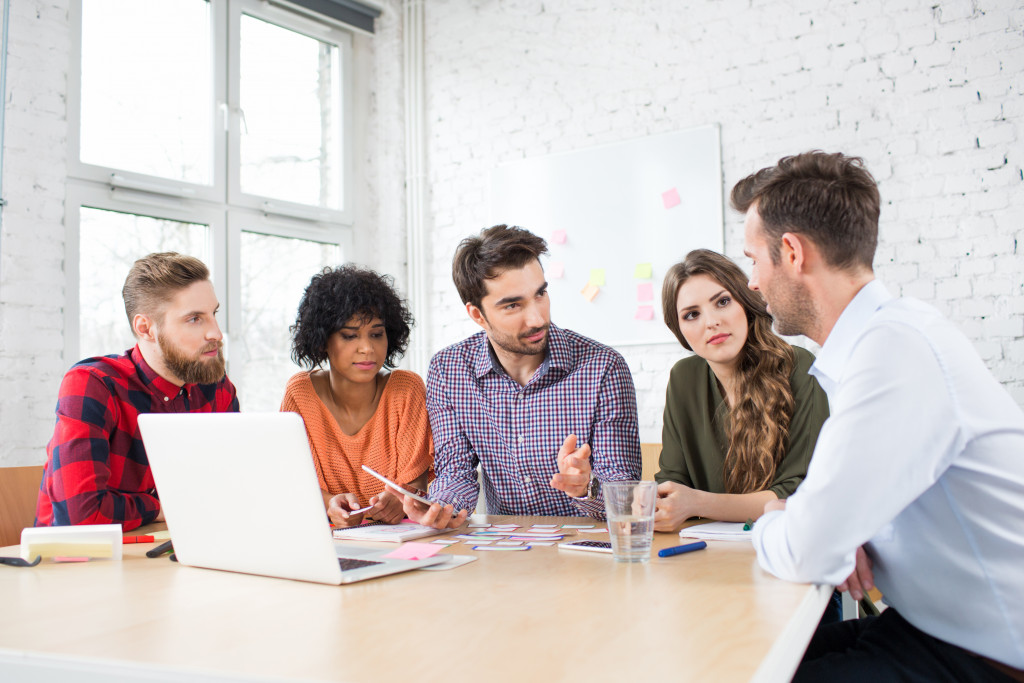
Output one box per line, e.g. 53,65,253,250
662,249,795,494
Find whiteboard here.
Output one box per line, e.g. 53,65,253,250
489,124,723,347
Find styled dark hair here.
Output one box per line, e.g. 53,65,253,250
122,252,210,336
290,265,413,370
451,224,548,309
661,249,796,494
731,151,880,271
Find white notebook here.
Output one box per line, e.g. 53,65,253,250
333,521,447,543
679,521,752,542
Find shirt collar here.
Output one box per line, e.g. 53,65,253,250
809,279,893,395
470,324,572,380
129,344,184,400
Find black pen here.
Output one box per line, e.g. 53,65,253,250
145,540,173,558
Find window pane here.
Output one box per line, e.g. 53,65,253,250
80,0,213,184
79,208,210,361
234,232,341,411
239,15,344,209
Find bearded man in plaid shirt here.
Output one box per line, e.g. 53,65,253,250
36,252,239,530
395,225,642,529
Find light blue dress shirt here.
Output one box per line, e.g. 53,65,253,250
753,280,1024,668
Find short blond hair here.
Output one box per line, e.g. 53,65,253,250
122,252,210,336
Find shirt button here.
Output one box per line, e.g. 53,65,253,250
523,476,531,483
517,435,524,443
163,396,170,402
516,393,524,400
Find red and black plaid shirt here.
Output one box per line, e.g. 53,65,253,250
36,345,239,530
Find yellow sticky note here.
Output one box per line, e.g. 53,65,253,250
589,269,606,286
580,283,600,302
634,263,653,279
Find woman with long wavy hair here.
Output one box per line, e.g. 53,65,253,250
654,249,829,530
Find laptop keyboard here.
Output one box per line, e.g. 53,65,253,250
338,558,385,572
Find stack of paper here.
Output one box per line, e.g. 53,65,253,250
678,522,751,542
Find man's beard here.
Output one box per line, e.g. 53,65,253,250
158,335,226,385
765,276,816,338
489,324,550,357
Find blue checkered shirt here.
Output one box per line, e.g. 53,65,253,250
426,324,641,518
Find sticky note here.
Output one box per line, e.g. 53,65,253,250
548,261,565,279
588,269,606,286
581,283,600,302
662,188,681,209
635,306,655,321
552,230,567,244
634,263,653,279
637,282,653,301
473,545,530,551
527,541,556,546
561,524,595,529
579,528,609,533
381,542,444,561
531,524,558,528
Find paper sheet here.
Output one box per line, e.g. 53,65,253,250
381,543,444,561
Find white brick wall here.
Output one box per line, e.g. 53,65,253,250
1,0,1021,464
0,0,71,466
411,0,1024,441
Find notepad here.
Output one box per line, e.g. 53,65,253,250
679,522,752,542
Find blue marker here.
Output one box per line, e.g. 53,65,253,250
657,541,708,558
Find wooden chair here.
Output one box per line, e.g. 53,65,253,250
640,443,661,481
0,465,44,547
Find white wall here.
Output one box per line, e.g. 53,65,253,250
1,0,1022,465
408,0,1024,441
0,0,72,467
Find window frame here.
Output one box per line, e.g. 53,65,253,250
65,0,356,387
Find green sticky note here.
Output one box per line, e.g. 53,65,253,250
589,269,606,286
634,263,653,279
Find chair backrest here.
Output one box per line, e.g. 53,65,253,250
640,443,661,481
0,465,44,547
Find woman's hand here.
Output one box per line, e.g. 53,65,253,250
366,488,406,525
654,480,701,532
327,493,367,527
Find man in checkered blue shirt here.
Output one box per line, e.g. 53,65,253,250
398,225,641,528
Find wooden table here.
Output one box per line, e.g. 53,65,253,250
0,516,829,682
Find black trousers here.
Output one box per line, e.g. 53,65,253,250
793,608,1016,683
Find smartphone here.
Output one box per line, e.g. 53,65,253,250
557,540,613,554
360,465,433,507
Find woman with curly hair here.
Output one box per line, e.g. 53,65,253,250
281,265,431,527
654,249,829,530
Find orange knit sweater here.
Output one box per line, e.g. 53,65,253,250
279,369,433,506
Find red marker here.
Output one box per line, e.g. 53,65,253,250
122,536,156,544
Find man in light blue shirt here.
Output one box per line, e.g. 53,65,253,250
736,151,1024,682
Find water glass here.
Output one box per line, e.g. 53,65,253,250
603,480,657,563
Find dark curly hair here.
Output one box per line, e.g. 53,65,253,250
290,265,414,370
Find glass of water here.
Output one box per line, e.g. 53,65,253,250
603,480,657,563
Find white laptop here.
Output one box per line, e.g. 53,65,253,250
137,412,446,584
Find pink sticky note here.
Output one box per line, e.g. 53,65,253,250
381,542,444,561
552,230,567,244
662,188,681,209
549,261,565,279
637,282,653,301
635,306,654,321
